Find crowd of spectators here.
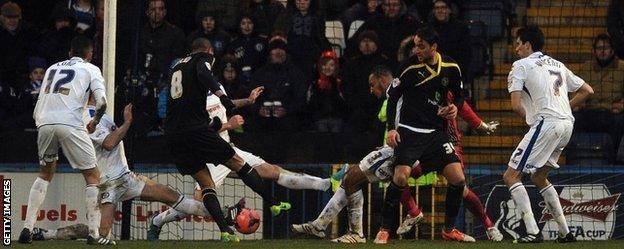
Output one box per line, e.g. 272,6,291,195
1,0,623,146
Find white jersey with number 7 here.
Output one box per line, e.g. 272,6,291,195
507,52,585,126
33,57,106,129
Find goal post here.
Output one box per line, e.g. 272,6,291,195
102,0,117,118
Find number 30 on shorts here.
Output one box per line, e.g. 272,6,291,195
170,70,183,99
442,142,455,154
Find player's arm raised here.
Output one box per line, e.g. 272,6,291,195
101,104,133,151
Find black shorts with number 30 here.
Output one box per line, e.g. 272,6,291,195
166,127,235,175
394,127,460,173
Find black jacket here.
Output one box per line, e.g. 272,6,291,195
251,60,309,116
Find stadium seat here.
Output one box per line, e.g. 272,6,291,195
566,133,614,165
347,20,365,39
325,20,346,56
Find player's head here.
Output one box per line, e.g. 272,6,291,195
70,36,94,61
369,65,393,98
592,34,615,64
413,27,439,63
515,26,544,58
147,0,166,25
191,37,213,55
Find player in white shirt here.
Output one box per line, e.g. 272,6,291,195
148,84,335,240
19,36,112,245
503,26,594,243
83,98,242,242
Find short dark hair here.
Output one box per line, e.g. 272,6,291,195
516,26,544,51
592,33,613,49
191,37,212,52
415,26,439,46
70,36,93,58
371,65,393,78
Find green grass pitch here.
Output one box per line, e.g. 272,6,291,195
8,239,624,249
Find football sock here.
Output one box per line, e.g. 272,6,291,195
202,188,234,234
85,184,101,238
510,182,539,234
464,188,494,228
381,181,402,229
445,183,464,229
24,177,49,230
312,187,347,229
540,184,570,236
347,190,364,237
277,171,330,191
238,163,279,206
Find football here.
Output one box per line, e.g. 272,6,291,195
235,208,261,234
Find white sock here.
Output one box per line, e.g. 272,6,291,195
347,190,364,237
540,184,569,236
277,171,331,191
312,187,347,229
85,184,101,238
24,177,49,230
172,196,210,216
510,182,539,234
153,208,188,227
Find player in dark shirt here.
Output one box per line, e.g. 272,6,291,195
374,27,472,243
164,38,290,242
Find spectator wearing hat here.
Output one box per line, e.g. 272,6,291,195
347,0,421,69
273,0,331,80
342,29,390,133
38,6,77,64
226,15,268,81
188,11,232,63
243,0,284,37
248,39,309,131
0,1,39,89
0,56,45,131
307,50,347,133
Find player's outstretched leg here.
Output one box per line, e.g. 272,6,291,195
291,187,348,238
226,154,290,216
271,166,331,191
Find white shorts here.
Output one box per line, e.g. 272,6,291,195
37,124,96,170
204,147,267,189
508,119,573,174
99,172,147,204
359,146,395,182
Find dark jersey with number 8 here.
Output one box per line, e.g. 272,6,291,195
164,52,219,134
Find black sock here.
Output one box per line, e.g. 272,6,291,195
381,181,402,229
237,163,279,206
445,183,465,229
202,188,234,234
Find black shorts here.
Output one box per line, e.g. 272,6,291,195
394,127,460,173
166,128,234,175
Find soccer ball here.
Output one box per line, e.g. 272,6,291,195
235,208,261,234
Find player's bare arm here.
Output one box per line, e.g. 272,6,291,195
569,83,594,110
101,104,133,150
219,115,244,132
386,130,401,148
510,91,526,119
232,86,264,108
